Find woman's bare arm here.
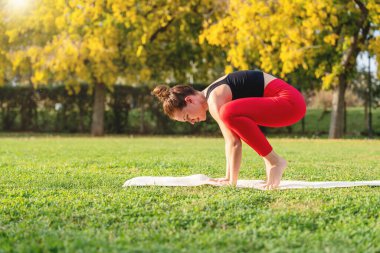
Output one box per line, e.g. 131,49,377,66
208,101,242,186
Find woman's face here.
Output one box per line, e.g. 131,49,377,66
173,95,207,125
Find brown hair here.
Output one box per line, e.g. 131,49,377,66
151,84,197,119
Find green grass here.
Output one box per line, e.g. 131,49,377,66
0,136,379,252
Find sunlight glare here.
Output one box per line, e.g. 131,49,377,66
7,0,29,11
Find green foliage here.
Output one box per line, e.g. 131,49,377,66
0,84,221,134
200,0,380,88
1,85,380,136
0,137,379,252
277,107,380,137
0,0,226,88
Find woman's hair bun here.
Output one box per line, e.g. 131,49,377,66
151,85,171,102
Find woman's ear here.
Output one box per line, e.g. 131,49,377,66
184,96,193,103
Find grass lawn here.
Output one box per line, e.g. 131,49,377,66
0,136,379,252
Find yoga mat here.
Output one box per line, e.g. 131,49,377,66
123,174,380,190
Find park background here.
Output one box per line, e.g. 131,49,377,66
0,0,379,138
0,1,380,253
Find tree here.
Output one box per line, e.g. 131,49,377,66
1,0,226,135
1,0,63,130
352,53,380,137
133,0,227,85
0,11,11,86
200,0,380,138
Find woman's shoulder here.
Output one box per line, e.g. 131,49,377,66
206,84,233,115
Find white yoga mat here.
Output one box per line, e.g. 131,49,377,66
123,174,380,190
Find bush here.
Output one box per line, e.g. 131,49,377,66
0,84,378,137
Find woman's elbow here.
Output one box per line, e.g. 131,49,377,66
226,139,242,148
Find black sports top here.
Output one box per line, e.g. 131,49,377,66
205,70,264,100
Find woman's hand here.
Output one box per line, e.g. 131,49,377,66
207,177,233,186
208,177,229,183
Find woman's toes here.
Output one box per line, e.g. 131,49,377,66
262,182,280,190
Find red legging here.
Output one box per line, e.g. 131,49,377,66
219,79,307,157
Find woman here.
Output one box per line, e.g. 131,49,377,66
152,70,306,189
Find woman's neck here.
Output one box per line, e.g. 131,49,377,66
198,90,209,111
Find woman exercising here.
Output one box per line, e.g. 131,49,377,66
152,70,306,189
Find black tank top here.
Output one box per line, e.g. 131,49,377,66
206,70,264,100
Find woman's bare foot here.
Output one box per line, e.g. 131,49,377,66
264,160,271,183
262,150,287,190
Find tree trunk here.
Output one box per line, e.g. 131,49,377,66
21,86,37,131
343,101,347,135
364,100,368,131
78,103,85,133
139,106,145,134
329,74,347,138
327,0,369,139
91,83,106,136
367,53,374,138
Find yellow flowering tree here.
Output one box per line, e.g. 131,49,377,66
2,0,225,135
133,0,226,84
1,0,46,86
200,0,380,138
0,17,10,86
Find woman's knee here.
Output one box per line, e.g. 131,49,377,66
219,103,236,124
